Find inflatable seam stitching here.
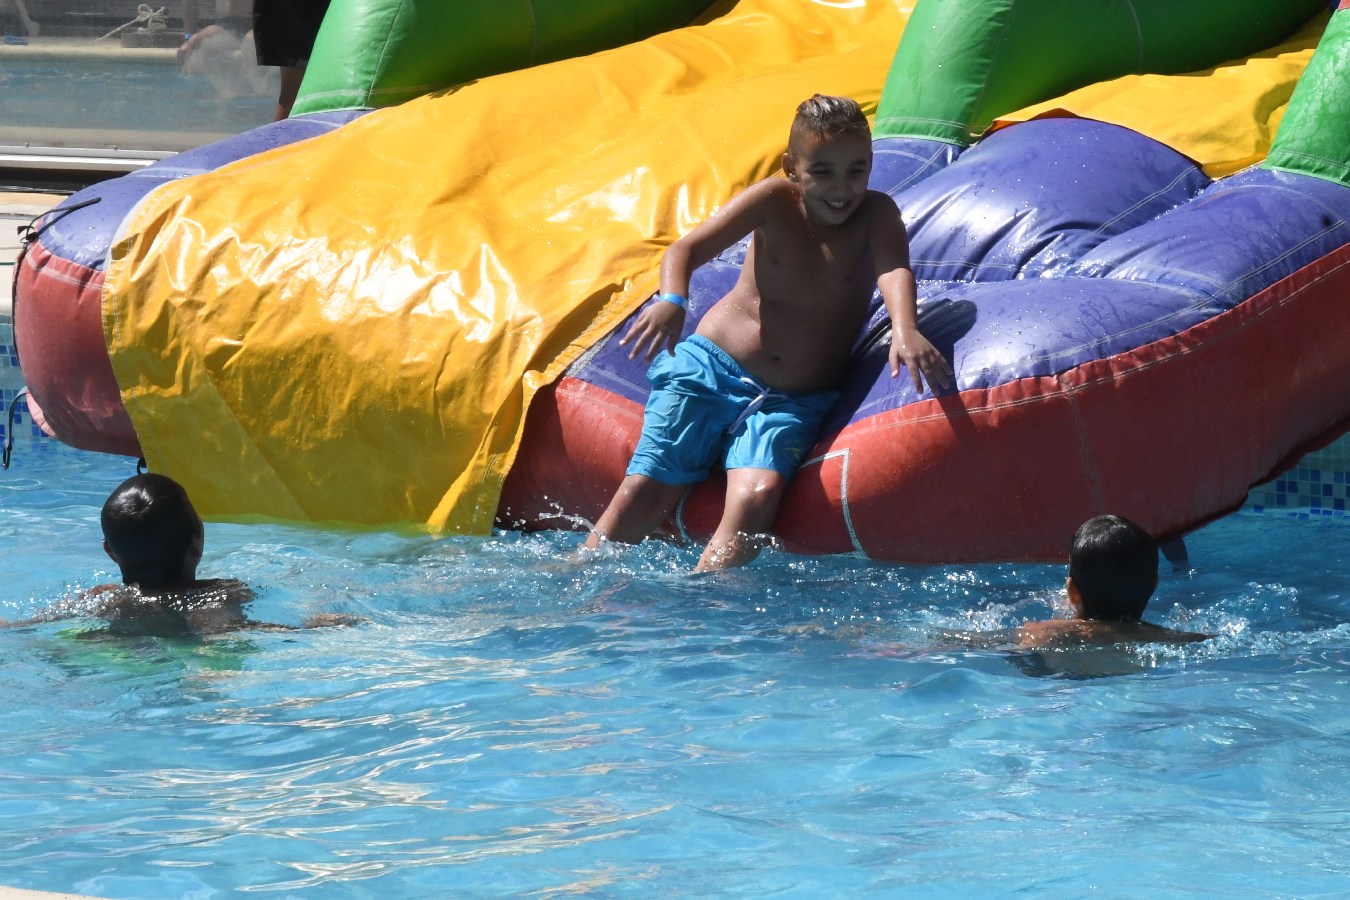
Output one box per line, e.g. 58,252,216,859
1090,167,1205,238
800,448,863,556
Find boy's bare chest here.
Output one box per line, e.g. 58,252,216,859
753,228,871,302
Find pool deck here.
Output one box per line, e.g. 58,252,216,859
1,191,63,317
0,889,101,900
0,35,179,64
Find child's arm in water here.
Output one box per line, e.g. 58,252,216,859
2,581,360,637
867,193,953,394
620,179,784,364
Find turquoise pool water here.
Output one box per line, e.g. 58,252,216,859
0,55,273,138
2,441,1349,897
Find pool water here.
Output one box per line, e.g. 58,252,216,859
0,54,274,139
2,442,1349,897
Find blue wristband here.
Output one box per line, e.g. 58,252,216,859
656,292,687,309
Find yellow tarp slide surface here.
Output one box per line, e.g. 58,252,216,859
992,13,1327,177
104,0,906,531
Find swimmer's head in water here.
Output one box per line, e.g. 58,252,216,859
101,473,204,590
1067,514,1158,622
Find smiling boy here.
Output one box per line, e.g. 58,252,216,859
584,94,952,571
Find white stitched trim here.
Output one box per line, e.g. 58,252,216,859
799,448,864,557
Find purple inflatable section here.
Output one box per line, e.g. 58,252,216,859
571,118,1350,435
34,110,368,271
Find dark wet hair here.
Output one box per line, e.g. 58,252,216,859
788,94,871,155
101,473,202,589
1068,514,1158,622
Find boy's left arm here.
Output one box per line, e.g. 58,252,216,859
870,194,953,395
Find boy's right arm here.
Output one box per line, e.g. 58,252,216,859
621,180,781,363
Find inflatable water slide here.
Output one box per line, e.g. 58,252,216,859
14,0,1350,561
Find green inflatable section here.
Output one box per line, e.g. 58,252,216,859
1266,5,1350,188
293,0,718,115
875,0,1328,145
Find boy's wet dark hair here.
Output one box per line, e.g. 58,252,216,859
1068,514,1158,622
101,473,203,589
789,94,870,155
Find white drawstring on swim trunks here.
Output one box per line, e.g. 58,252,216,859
728,376,788,434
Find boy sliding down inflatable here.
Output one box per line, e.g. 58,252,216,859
583,95,953,571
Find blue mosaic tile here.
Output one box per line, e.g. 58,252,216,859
1245,441,1350,520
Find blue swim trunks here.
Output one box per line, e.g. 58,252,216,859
627,335,839,485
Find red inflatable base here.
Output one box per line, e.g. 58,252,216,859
15,242,141,457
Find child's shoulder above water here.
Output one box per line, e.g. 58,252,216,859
83,577,257,637
1014,617,1209,651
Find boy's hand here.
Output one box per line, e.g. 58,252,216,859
620,297,685,363
891,327,954,395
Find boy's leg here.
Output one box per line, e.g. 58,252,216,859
584,474,687,550
703,380,835,572
588,339,733,554
695,467,788,572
